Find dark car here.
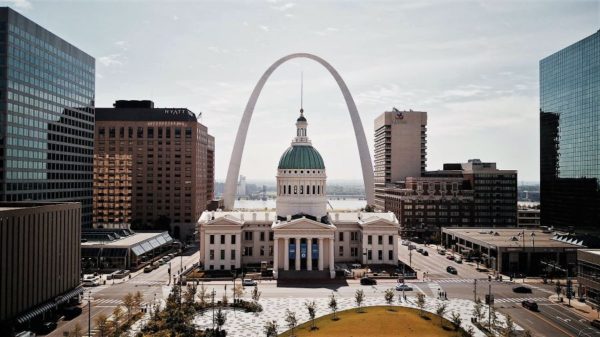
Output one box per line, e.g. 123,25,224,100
446,266,457,274
37,321,57,334
522,300,538,311
513,286,533,294
360,277,377,285
421,251,429,256
63,306,82,320
591,319,600,329
416,248,424,253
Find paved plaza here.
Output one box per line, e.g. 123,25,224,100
188,285,520,337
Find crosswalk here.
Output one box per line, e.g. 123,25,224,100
93,298,123,306
129,280,166,286
494,297,549,304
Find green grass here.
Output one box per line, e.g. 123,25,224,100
278,306,463,337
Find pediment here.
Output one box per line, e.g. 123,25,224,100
206,215,244,226
359,216,399,229
272,217,336,231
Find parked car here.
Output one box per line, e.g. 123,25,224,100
416,248,424,253
421,251,429,256
36,322,57,334
438,249,446,255
242,279,257,286
446,255,455,260
82,275,100,287
446,266,457,274
401,240,409,246
360,277,377,285
63,306,82,320
591,319,600,329
144,266,153,273
455,257,463,264
512,286,533,294
395,284,413,291
522,300,538,311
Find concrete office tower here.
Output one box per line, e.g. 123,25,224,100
94,100,214,242
0,8,95,227
540,30,600,231
0,202,82,332
374,109,427,210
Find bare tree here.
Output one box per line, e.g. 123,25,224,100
502,314,515,337
184,282,198,304
305,300,317,330
95,313,110,337
252,285,262,302
233,284,245,301
111,305,125,335
416,293,426,317
216,308,227,332
263,320,278,337
436,302,447,327
198,283,208,306
472,297,484,322
328,293,338,320
133,291,144,313
450,311,462,331
523,330,534,337
355,289,365,313
221,292,229,306
384,288,395,309
285,309,298,337
68,323,83,337
122,293,135,321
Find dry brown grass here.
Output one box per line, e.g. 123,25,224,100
278,306,461,337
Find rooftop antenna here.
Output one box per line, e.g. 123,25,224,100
300,71,304,114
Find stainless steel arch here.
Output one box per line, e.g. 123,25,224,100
223,53,374,210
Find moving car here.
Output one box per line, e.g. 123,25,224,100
144,266,153,273
360,277,377,285
512,286,533,294
242,279,257,286
446,266,457,274
395,284,413,291
521,300,538,311
446,255,455,260
421,251,429,256
82,275,100,287
416,248,424,253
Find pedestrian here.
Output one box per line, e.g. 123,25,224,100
404,293,407,301
445,292,447,300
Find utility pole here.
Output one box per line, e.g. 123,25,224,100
84,290,93,337
211,289,216,330
488,282,492,330
473,279,477,302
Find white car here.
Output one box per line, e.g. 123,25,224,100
242,279,257,286
82,276,100,287
395,284,413,291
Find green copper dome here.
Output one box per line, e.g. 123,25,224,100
278,145,325,170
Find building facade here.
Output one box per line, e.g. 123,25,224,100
374,109,427,210
94,100,214,242
199,110,400,279
0,8,95,227
0,202,82,332
540,30,600,231
577,249,600,307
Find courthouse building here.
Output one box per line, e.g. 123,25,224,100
198,110,400,279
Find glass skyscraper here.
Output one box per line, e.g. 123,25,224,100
540,30,599,231
0,8,95,226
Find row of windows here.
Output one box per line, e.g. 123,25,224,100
279,184,324,196
98,127,193,139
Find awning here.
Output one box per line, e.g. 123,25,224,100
131,245,145,256
57,287,84,305
16,301,56,324
101,248,128,257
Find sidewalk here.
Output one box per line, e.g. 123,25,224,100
548,294,599,321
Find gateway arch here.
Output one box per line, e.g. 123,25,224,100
223,53,374,210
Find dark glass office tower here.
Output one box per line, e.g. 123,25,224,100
0,8,95,226
540,30,600,231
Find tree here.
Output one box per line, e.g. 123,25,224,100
184,282,198,304
472,297,484,322
451,311,462,331
416,293,426,317
252,285,261,302
355,289,365,312
436,302,447,327
285,309,298,337
555,280,562,300
502,314,515,337
69,323,83,337
384,288,395,309
305,300,317,330
111,305,125,335
133,291,144,312
198,283,208,306
463,326,475,337
263,320,278,337
122,293,135,321
523,330,534,337
233,284,245,301
95,313,110,337
221,292,229,306
215,308,227,332
328,293,338,320
489,305,498,330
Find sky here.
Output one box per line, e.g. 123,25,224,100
3,0,599,184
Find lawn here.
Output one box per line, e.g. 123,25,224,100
278,306,463,337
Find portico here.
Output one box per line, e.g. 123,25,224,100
272,217,336,279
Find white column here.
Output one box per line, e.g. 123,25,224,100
295,238,301,271
273,237,279,271
284,238,290,271
235,234,242,268
392,234,399,264
307,238,313,271
329,237,335,279
318,238,324,271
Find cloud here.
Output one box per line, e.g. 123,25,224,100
98,54,124,67
259,25,270,32
314,27,339,36
115,40,129,51
5,0,31,10
272,2,295,11
172,14,179,21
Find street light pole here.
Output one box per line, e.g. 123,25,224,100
474,279,477,302
84,290,93,337
211,289,216,330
